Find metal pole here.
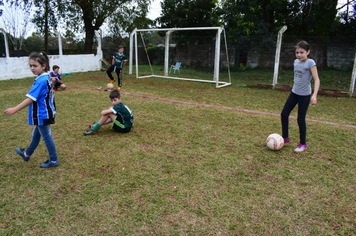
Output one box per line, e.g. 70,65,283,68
214,27,222,86
1,29,10,58
164,30,173,76
57,31,63,56
272,26,287,89
129,29,136,75
349,51,356,97
135,31,138,79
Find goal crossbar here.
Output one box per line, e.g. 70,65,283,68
129,26,231,88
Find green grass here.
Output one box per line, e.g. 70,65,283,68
135,64,354,91
1,69,355,235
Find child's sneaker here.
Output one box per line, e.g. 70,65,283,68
284,137,290,144
110,79,116,84
15,147,30,161
295,144,307,152
40,160,59,168
83,129,98,135
118,86,121,90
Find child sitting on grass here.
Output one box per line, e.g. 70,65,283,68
83,89,133,135
50,65,66,92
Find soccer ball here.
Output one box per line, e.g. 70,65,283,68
266,133,284,150
107,83,114,89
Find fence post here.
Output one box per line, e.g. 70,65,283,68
1,29,10,58
129,29,137,76
349,52,356,97
95,29,103,61
56,31,63,56
272,26,287,89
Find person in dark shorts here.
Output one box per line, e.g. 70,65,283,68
83,89,133,135
107,46,127,90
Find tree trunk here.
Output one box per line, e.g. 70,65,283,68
262,0,274,32
83,27,95,54
45,0,49,53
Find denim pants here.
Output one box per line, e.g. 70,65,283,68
281,92,311,145
26,125,58,162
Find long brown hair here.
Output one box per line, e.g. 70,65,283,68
29,51,50,72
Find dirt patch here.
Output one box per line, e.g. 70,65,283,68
248,83,351,97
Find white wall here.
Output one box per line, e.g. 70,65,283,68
0,30,103,80
0,54,102,80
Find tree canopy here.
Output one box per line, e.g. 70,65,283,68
157,0,220,28
284,0,339,36
59,0,151,53
2,0,356,55
157,0,353,39
0,0,3,16
156,0,221,43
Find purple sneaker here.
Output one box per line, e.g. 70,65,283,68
283,138,290,144
295,144,307,152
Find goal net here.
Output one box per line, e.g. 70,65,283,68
129,26,231,88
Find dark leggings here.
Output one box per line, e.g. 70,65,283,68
107,65,122,87
281,92,311,144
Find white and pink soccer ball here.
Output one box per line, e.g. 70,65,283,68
266,133,284,150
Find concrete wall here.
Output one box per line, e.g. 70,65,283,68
0,54,102,80
0,30,103,81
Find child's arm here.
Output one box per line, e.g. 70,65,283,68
4,98,33,116
311,66,320,105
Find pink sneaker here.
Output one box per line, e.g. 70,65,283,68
284,137,290,144
295,144,307,152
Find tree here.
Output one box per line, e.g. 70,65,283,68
157,0,221,44
22,32,45,51
330,0,356,36
283,0,339,69
108,2,153,43
158,0,220,28
61,0,151,54
0,1,33,50
0,0,3,16
8,0,151,54
286,0,339,36
32,0,61,53
222,0,290,37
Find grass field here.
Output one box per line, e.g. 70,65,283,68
1,68,356,235
135,65,353,91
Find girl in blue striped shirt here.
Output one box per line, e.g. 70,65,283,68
4,52,59,168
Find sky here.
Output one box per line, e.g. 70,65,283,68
147,0,163,20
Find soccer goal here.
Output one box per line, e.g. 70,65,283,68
129,26,231,88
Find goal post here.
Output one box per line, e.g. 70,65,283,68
129,26,231,88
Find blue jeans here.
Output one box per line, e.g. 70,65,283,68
26,125,58,162
281,92,311,145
